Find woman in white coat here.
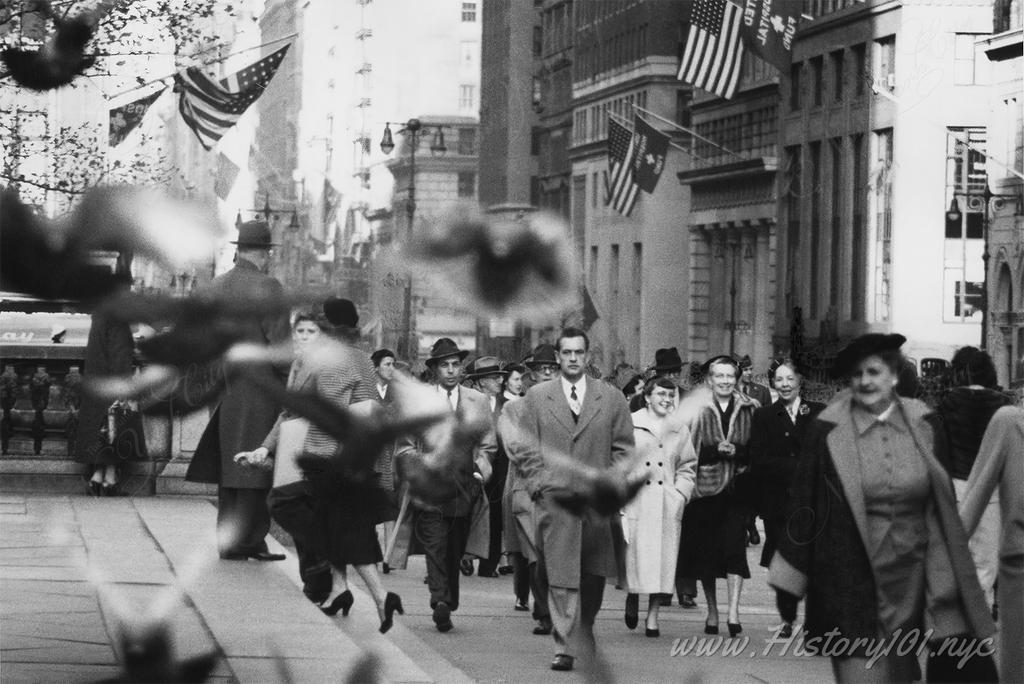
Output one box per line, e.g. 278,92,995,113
623,378,697,636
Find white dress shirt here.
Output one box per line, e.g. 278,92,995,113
436,384,459,411
560,375,587,415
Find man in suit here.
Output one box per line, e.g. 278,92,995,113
514,327,634,672
522,343,559,392
466,356,509,578
391,338,496,632
186,221,290,561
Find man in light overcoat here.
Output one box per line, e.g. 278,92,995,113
514,327,634,672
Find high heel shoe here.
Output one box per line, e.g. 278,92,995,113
624,593,639,630
321,590,353,617
728,622,742,637
645,627,660,638
704,621,719,635
379,592,404,634
88,481,102,497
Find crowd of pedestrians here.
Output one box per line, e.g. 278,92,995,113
75,224,1020,682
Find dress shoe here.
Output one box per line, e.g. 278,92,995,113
219,551,249,561
514,599,529,612
432,601,453,632
382,563,390,574
680,595,697,609
645,627,660,638
498,565,515,575
779,622,793,639
624,593,639,630
550,654,574,671
379,592,403,634
728,622,743,637
248,551,286,561
322,590,354,617
478,569,499,578
533,618,553,635
460,559,474,576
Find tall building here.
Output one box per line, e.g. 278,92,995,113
981,0,1023,388
777,0,997,367
571,2,694,373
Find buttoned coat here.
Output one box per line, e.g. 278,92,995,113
769,395,996,646
623,408,696,594
385,385,497,568
500,397,539,560
514,378,635,589
748,398,825,519
186,259,290,488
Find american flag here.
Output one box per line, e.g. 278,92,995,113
677,0,744,99
174,45,290,150
605,118,640,216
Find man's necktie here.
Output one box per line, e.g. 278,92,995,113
446,388,456,412
569,384,580,421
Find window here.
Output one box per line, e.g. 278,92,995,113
953,33,984,85
811,56,823,107
592,171,600,208
632,243,642,296
457,127,476,155
461,2,476,22
589,245,598,292
852,43,866,96
830,50,844,102
676,89,691,129
460,42,475,68
829,138,843,308
459,85,475,112
874,128,894,321
789,62,802,111
457,172,476,198
609,244,620,325
851,134,866,320
533,25,542,57
875,36,896,91
784,146,802,311
809,141,822,317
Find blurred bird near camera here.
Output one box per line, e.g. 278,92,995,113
1,0,99,91
392,204,578,321
1,186,223,303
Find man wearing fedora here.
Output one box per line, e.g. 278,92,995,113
523,343,559,392
388,338,496,632
187,220,290,561
466,356,511,578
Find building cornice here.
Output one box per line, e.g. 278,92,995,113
676,157,779,185
981,28,1024,61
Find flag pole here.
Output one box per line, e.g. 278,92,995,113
607,110,712,165
111,32,298,99
632,104,748,163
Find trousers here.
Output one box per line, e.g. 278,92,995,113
548,573,605,658
416,510,471,610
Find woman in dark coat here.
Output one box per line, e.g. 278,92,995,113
768,334,997,683
747,358,823,636
677,355,758,637
73,305,144,495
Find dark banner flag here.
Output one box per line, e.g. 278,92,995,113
581,286,600,330
108,88,165,147
631,115,669,194
738,0,801,71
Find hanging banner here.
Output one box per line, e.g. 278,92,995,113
738,0,801,71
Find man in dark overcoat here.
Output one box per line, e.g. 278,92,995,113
514,327,634,672
186,220,290,560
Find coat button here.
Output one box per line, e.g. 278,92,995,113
658,462,663,467
646,462,651,466
646,480,651,485
658,481,663,485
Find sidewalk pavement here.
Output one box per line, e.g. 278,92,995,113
1,493,835,683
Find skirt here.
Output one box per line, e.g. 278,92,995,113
316,478,389,567
677,490,750,579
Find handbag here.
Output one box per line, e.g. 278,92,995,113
694,460,734,498
273,418,309,487
107,401,148,461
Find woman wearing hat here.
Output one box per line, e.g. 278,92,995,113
768,334,997,682
250,298,404,633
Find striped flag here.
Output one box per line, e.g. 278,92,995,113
174,45,290,150
677,0,744,99
605,118,640,216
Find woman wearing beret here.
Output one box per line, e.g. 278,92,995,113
677,355,758,637
747,358,825,637
768,334,997,683
622,378,697,637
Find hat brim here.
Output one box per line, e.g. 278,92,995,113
830,333,907,379
467,368,508,379
425,350,470,366
652,363,683,372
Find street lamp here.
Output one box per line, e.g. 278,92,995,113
946,189,1022,348
378,118,448,359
